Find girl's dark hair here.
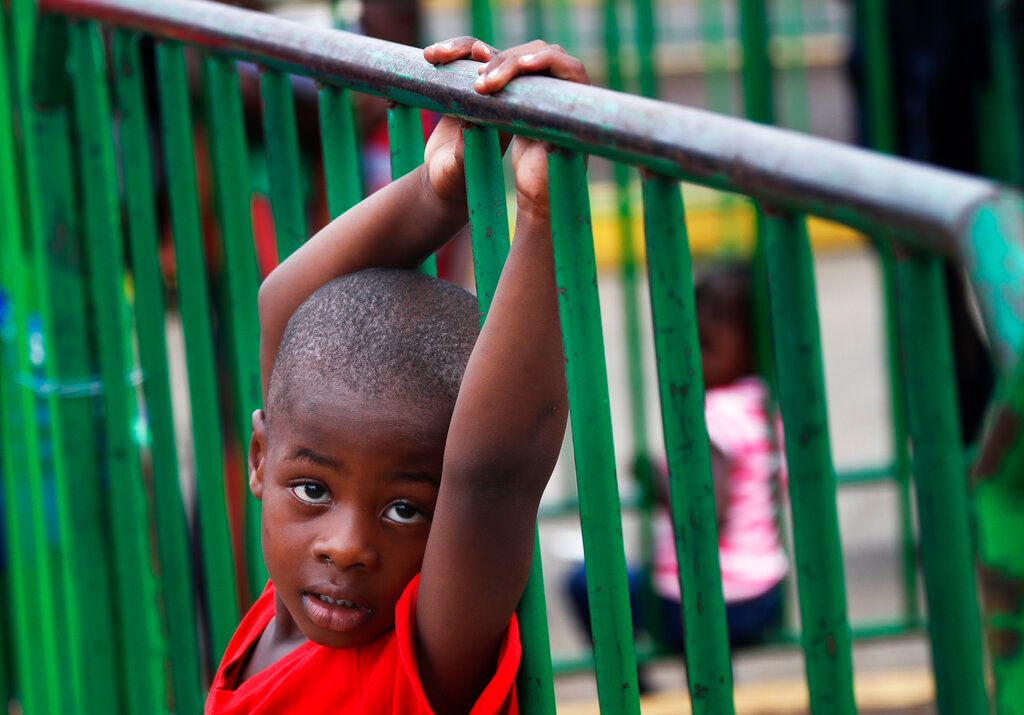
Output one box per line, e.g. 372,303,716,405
694,260,753,332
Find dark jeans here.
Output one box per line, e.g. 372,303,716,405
565,563,783,653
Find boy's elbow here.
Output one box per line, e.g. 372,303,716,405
257,272,279,330
447,401,567,494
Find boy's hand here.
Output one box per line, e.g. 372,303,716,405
423,38,589,216
476,41,589,219
422,37,498,204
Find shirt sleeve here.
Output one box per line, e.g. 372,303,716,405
392,574,521,715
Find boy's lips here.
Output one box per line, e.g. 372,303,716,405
301,587,374,633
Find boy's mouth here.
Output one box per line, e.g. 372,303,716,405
302,589,374,633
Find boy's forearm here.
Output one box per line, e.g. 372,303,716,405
443,207,567,493
418,205,567,714
258,165,467,400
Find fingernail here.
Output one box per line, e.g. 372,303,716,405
487,70,500,80
438,41,453,50
520,54,536,63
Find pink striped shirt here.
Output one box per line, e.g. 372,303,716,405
654,377,788,603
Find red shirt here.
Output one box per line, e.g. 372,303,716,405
206,575,520,714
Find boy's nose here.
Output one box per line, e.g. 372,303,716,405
313,509,381,573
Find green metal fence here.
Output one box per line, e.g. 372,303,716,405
1,0,1023,713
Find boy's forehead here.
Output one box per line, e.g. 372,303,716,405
269,382,453,443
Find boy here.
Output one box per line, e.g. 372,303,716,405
205,37,588,714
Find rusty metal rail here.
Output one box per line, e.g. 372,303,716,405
36,0,1004,239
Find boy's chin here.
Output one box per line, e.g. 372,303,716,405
302,622,392,649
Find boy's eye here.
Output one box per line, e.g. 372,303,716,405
291,482,331,505
384,502,428,525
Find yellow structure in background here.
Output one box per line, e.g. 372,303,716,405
585,181,865,270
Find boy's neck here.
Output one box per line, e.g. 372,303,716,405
237,594,309,686
272,592,307,646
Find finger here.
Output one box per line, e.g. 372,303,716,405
424,36,485,65
475,39,550,75
474,41,587,93
474,41,548,93
469,40,498,62
517,47,590,85
474,54,520,94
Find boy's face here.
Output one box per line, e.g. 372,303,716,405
249,384,449,649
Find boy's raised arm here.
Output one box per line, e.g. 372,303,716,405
416,40,584,715
257,127,470,401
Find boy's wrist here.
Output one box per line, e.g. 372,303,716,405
514,204,551,235
419,164,469,221
514,199,550,227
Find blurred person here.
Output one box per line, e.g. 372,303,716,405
848,0,996,444
566,261,786,680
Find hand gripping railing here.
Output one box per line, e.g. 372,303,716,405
4,0,1023,712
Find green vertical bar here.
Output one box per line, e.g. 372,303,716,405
113,31,205,714
603,0,625,94
261,69,306,261
387,103,424,180
634,0,658,99
156,40,241,662
319,86,363,218
602,0,653,588
861,0,895,153
738,0,774,125
551,0,576,55
0,581,7,711
895,255,989,715
24,14,123,714
859,0,918,625
526,0,546,42
699,0,733,114
463,125,557,715
964,198,1024,712
878,248,917,622
548,149,640,715
470,0,498,47
972,349,1024,713
204,55,268,600
387,104,436,276
0,6,55,711
979,2,1024,184
463,126,510,310
33,80,118,715
641,177,736,715
776,0,810,132
10,4,95,711
762,210,856,715
70,20,168,713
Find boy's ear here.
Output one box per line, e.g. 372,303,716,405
249,409,268,500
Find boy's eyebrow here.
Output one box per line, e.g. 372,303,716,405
286,447,339,469
387,471,441,489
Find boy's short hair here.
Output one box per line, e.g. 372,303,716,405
267,268,480,421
